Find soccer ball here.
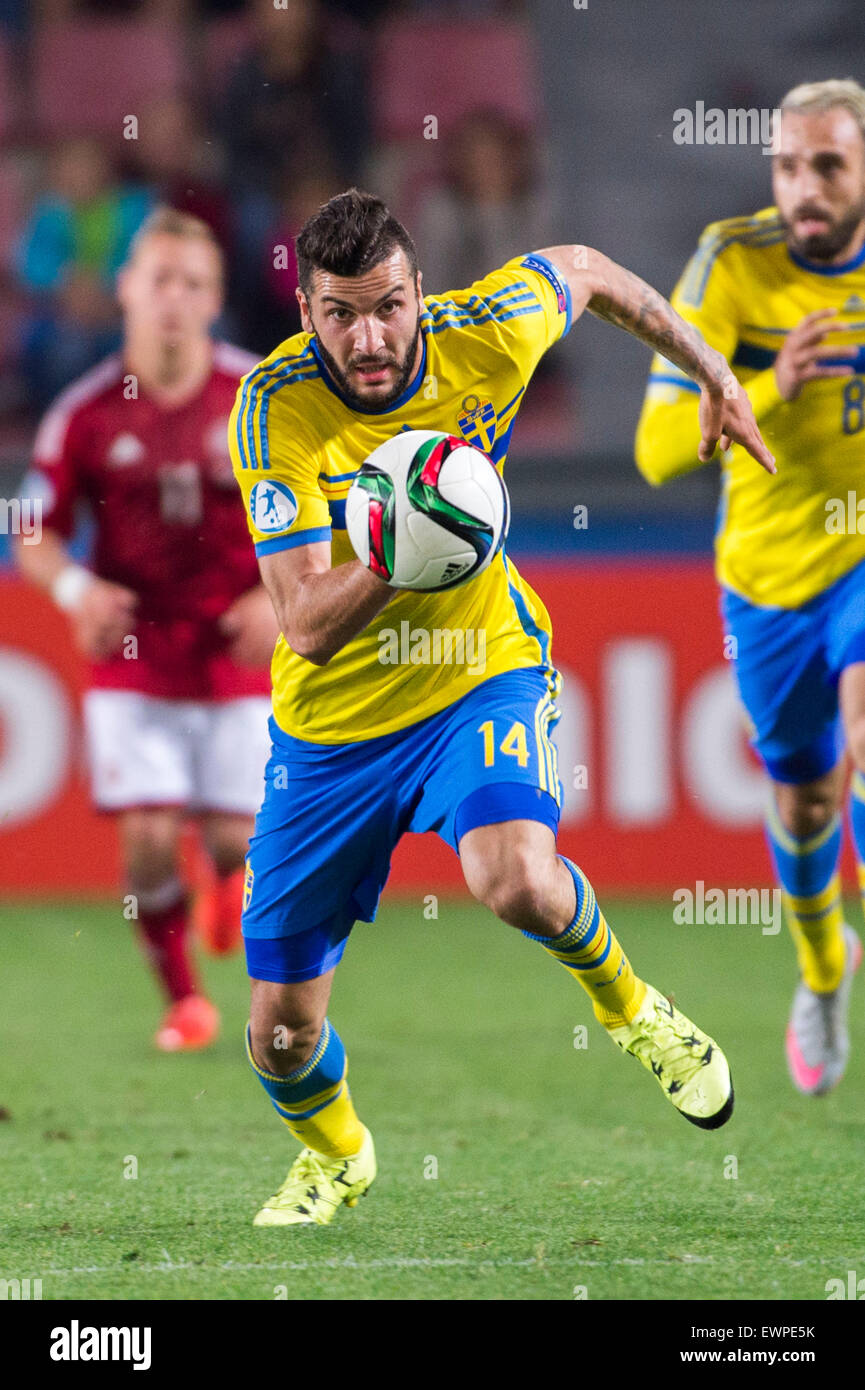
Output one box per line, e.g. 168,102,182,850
345,430,510,591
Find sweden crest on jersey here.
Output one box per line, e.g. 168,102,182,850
457,394,496,453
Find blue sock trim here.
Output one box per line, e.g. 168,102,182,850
520,856,600,949
272,1082,346,1123
765,806,842,898
246,1018,347,1106
558,922,612,970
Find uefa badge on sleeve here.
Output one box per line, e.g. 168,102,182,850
249,480,298,533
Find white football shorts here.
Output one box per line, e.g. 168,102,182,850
83,690,272,815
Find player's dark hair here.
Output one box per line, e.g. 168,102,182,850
295,189,419,297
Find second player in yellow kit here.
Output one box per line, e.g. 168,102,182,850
231,189,773,1227
635,80,865,1098
636,203,865,608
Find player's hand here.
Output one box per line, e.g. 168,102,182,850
773,308,853,401
698,371,776,473
71,578,138,659
219,585,280,668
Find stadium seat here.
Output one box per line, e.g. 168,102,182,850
370,18,540,141
32,21,184,137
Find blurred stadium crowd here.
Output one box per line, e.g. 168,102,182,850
0,0,572,460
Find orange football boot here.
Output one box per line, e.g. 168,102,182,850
155,994,220,1052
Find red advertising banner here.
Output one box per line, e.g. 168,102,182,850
0,563,828,897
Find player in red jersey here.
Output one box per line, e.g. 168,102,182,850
15,207,278,1051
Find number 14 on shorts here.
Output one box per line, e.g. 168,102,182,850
478,719,530,768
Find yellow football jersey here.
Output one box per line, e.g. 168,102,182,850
635,206,865,608
230,254,572,743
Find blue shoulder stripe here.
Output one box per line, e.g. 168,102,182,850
681,220,785,308
426,303,542,336
236,351,319,471
241,354,318,472
427,281,539,326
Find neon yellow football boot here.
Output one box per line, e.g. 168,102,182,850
253,1126,376,1227
603,984,734,1129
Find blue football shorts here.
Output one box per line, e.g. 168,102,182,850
242,664,562,982
722,554,865,784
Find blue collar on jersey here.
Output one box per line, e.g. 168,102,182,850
787,241,865,276
308,324,427,415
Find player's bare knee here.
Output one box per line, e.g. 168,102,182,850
204,834,248,877
249,983,325,1075
120,810,181,889
846,716,865,776
201,815,253,877
774,783,838,839
464,846,552,927
250,1016,322,1075
125,841,179,892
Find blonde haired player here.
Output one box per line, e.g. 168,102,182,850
636,79,865,1095
230,189,773,1227
16,208,278,1051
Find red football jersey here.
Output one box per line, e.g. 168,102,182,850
29,342,273,700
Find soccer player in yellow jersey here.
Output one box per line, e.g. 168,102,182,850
231,189,773,1226
636,79,865,1098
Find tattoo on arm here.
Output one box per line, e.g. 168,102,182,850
588,261,727,389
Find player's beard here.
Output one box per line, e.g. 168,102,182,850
783,195,865,262
312,313,422,411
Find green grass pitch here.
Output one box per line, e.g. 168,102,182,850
3,895,865,1301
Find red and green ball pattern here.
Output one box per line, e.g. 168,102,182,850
355,434,503,586
406,435,496,549
355,465,397,579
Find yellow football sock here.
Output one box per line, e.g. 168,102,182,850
273,1078,365,1159
246,1021,365,1158
783,877,846,993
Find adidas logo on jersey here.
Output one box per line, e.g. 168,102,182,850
107,433,145,467
841,294,865,314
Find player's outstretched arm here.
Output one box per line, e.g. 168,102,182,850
258,541,394,666
538,244,776,475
